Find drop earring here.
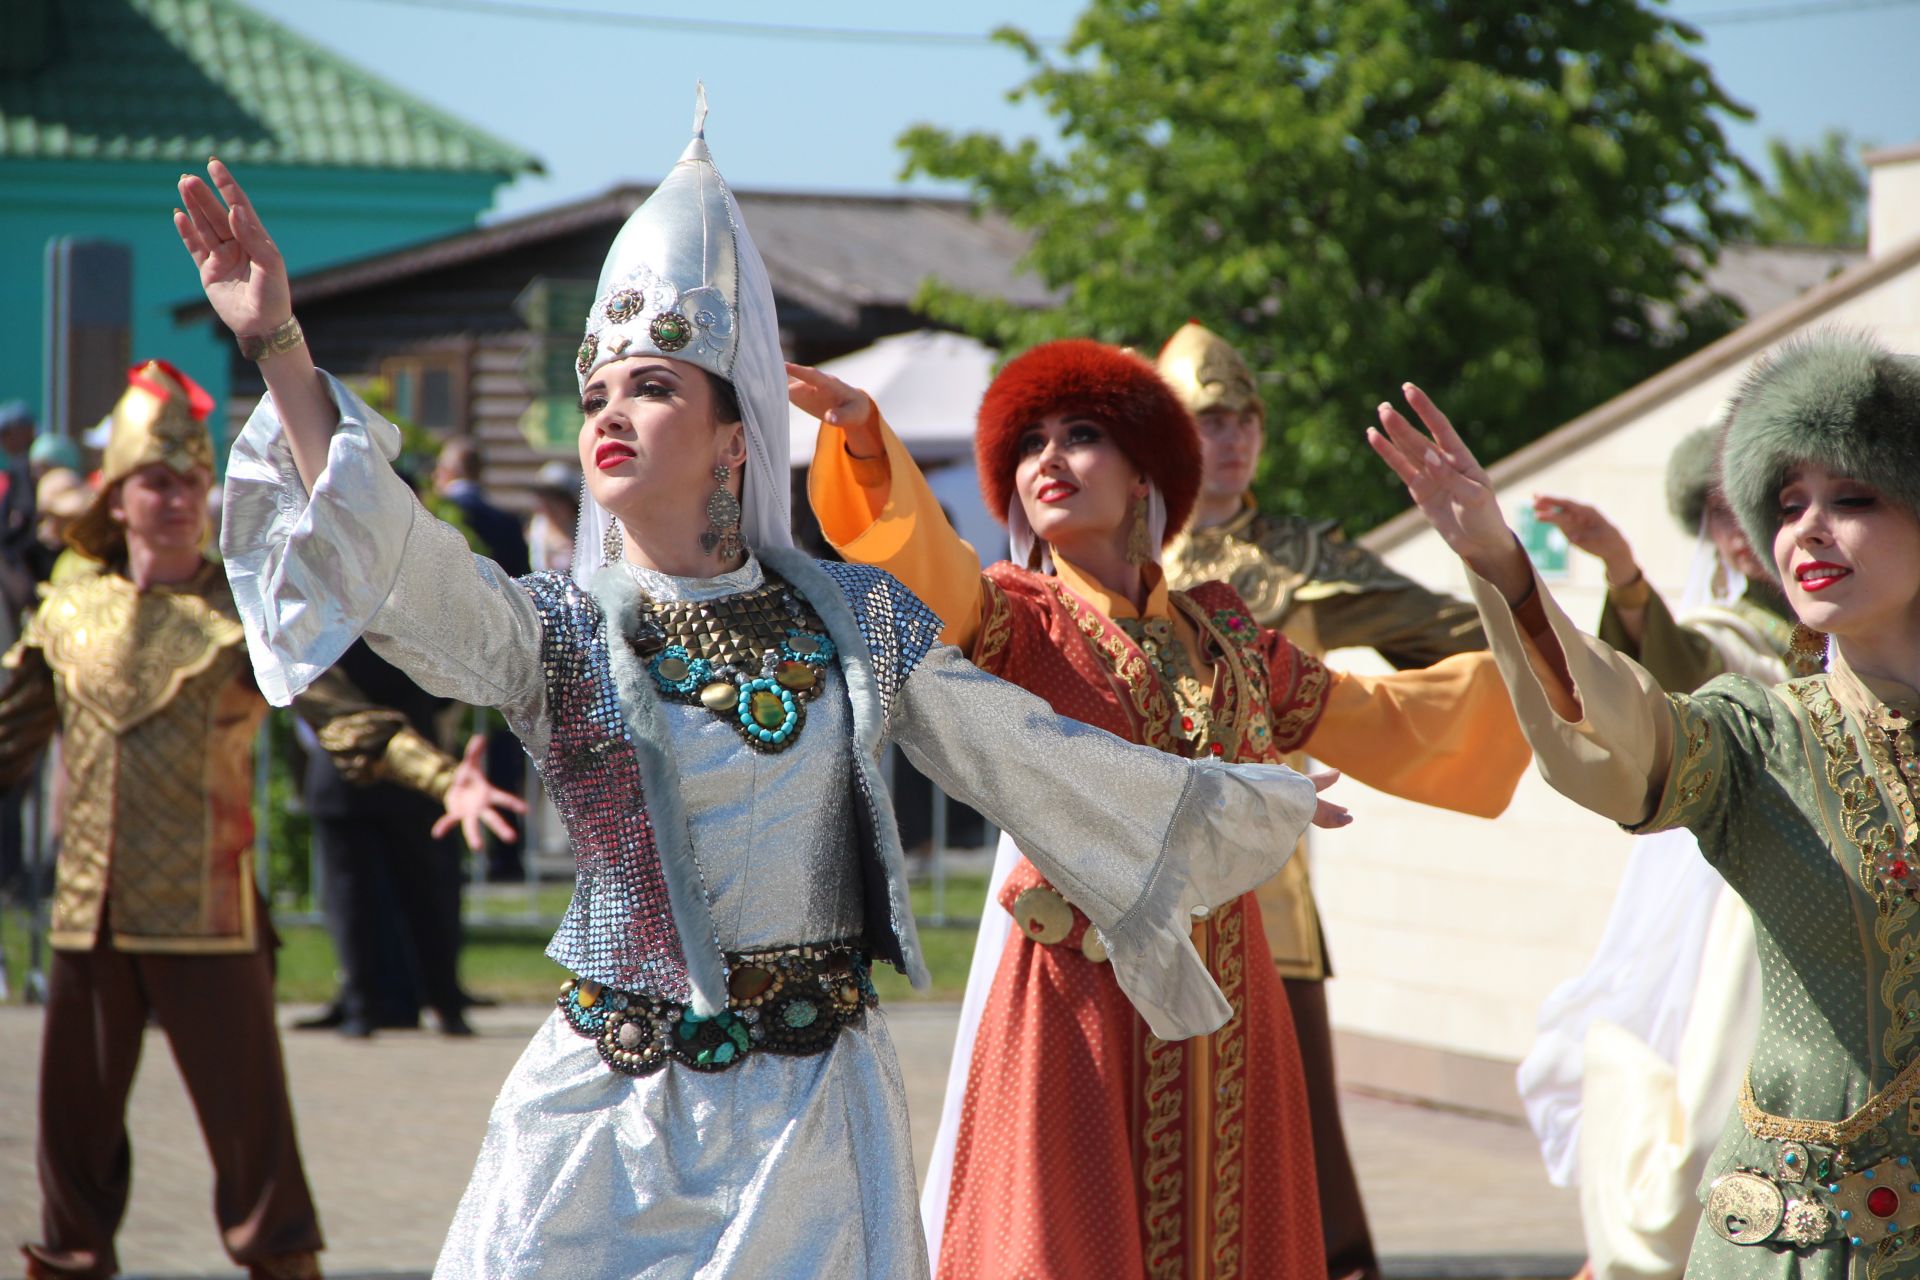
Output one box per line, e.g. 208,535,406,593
1126,492,1152,567
602,514,625,566
702,464,743,560
1789,622,1829,675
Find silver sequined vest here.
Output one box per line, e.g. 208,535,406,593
522,561,942,1002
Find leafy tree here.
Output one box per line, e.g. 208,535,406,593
902,0,1751,531
1739,130,1868,248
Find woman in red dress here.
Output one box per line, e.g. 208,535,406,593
795,340,1529,1279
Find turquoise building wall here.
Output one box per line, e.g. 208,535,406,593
0,158,503,442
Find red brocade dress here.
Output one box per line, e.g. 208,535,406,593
810,416,1529,1279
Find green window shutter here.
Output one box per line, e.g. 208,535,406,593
515,278,598,450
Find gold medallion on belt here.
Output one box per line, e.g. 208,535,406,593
1012,886,1109,963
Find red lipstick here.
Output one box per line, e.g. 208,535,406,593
1796,561,1851,593
593,440,636,471
1035,480,1078,504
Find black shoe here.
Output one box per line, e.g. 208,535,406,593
337,1015,375,1039
436,1008,475,1038
293,1004,346,1031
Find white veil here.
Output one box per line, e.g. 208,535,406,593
1005,483,1168,572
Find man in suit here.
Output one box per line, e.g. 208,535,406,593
296,642,503,1038
432,439,529,576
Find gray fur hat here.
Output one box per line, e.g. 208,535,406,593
1664,426,1719,535
1721,329,1920,555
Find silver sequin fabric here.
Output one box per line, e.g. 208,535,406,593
440,564,923,1279
437,1006,925,1279
525,571,697,1002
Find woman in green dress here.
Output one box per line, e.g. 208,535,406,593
1370,330,1920,1277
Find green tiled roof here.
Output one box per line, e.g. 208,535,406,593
0,0,541,174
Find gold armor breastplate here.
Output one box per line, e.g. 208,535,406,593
23,567,264,953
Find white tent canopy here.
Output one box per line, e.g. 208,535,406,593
787,328,1003,569
786,329,996,468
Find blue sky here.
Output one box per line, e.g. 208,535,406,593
249,0,1919,219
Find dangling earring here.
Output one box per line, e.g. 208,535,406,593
1709,555,1730,601
701,464,743,560
602,514,625,566
1126,492,1152,567
1789,622,1829,675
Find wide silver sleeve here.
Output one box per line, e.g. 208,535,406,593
891,645,1317,1040
221,371,547,748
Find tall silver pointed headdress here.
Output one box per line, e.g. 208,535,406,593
574,87,791,584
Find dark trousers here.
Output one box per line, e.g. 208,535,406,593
312,813,462,1026
27,927,322,1277
1285,975,1380,1280
481,733,525,882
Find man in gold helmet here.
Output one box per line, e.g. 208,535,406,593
1159,322,1486,1280
0,361,521,1280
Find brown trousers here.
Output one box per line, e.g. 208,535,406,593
1285,976,1381,1280
24,925,322,1278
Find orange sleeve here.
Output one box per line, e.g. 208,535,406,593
806,411,989,651
1304,652,1530,818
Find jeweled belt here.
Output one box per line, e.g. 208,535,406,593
558,940,876,1077
1698,1057,1920,1251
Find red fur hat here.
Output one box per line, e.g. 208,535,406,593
975,338,1202,542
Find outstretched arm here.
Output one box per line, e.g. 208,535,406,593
1306,656,1530,818
1533,494,1730,692
185,163,547,738
792,363,992,651
175,160,336,491
1367,386,1676,826
294,665,528,850
891,645,1344,1041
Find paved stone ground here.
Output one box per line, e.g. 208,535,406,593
0,1003,1581,1278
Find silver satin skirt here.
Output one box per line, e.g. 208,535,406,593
433,1008,929,1279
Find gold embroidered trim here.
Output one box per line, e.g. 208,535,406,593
1141,1030,1185,1280
1176,593,1274,763
1790,678,1919,1071
1738,1053,1920,1147
1671,697,1717,816
974,577,1015,674
1638,693,1720,833
1269,651,1329,754
1052,581,1179,753
1209,905,1248,1279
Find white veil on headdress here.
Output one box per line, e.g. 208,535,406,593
1005,485,1169,573
573,86,791,586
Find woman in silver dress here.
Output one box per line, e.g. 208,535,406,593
174,97,1346,1279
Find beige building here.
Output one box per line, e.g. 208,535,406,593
1320,143,1920,1115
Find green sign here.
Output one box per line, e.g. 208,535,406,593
514,278,599,451
1514,504,1570,578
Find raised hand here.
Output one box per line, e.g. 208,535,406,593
173,158,290,340
1307,768,1351,830
786,362,881,459
1366,383,1532,604
1532,495,1639,586
433,735,531,852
